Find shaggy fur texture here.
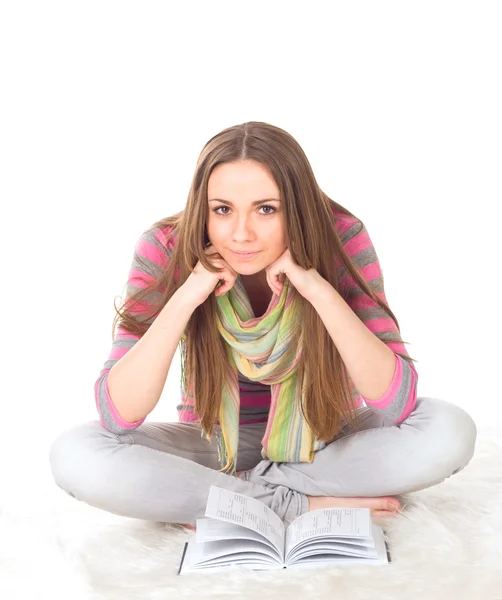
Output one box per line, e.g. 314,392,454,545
1,423,501,600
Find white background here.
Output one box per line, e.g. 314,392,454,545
1,1,500,496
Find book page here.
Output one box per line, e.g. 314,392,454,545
179,539,283,574
286,525,390,568
204,486,285,553
195,518,281,557
285,507,371,558
288,540,378,564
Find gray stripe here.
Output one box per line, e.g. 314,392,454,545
238,371,271,390
127,253,162,280
176,401,270,420
338,226,404,345
124,284,165,306
339,220,364,245
142,226,175,258
346,275,384,296
125,225,173,291
239,405,270,417
96,373,142,435
349,244,379,272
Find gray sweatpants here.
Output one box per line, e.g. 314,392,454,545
48,396,477,526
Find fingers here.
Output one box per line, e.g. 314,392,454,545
267,272,279,296
215,278,227,296
212,268,230,296
204,250,238,296
267,270,284,296
215,272,236,296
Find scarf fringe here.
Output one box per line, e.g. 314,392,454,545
199,427,236,475
216,429,237,475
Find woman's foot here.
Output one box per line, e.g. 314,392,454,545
307,495,401,526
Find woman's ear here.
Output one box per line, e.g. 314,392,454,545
203,229,210,246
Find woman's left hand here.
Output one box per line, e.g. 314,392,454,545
265,247,324,302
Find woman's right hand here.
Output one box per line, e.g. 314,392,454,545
183,245,239,307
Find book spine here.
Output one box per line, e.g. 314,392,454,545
385,539,392,563
177,542,189,575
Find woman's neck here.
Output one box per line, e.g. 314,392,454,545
239,273,273,318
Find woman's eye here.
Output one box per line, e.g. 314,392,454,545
213,205,276,216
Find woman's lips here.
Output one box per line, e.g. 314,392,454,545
230,250,261,260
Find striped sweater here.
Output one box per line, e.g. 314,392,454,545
95,208,418,436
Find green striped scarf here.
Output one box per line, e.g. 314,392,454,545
208,275,327,475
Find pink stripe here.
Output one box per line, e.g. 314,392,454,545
178,405,200,423
378,340,409,360
128,268,156,289
177,391,200,423
126,299,155,315
359,320,407,355
238,417,268,425
348,290,387,312
341,262,382,291
154,226,176,251
178,414,200,423
359,316,398,333
387,341,408,355
332,211,358,235
343,228,372,257
108,346,131,361
239,394,272,407
135,237,168,268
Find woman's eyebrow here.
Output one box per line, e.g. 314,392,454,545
208,198,281,206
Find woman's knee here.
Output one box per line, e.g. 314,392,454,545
49,420,113,497
417,396,477,475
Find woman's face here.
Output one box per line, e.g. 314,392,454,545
206,160,287,280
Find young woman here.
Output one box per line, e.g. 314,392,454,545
49,121,477,529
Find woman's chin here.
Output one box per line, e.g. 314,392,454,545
228,257,264,271
234,265,266,278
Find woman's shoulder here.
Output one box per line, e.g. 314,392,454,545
130,220,179,272
151,222,177,251
330,204,362,236
139,217,180,252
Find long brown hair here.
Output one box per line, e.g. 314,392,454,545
112,121,416,444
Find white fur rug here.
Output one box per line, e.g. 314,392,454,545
1,423,502,600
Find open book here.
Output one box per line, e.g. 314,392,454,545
178,485,391,574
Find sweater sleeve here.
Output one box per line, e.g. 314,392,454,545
94,225,175,434
339,218,418,424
